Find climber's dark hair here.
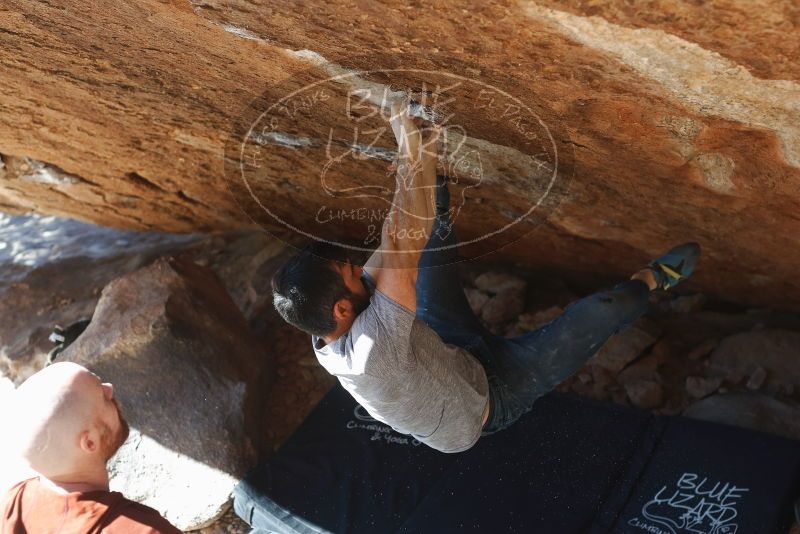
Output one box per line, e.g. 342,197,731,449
271,241,356,337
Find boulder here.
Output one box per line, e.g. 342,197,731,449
708,330,800,389
60,257,273,530
684,393,800,442
1,1,799,310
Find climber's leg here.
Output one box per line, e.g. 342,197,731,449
481,242,701,433
481,279,650,432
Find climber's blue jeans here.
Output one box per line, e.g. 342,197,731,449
416,178,651,434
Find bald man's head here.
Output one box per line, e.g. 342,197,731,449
11,362,129,483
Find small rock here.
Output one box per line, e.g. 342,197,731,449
617,352,661,386
577,372,592,385
196,507,250,534
647,338,675,366
687,338,718,360
624,380,664,410
709,330,800,390
591,365,615,390
611,388,629,406
658,399,686,417
570,378,594,398
669,293,706,314
684,393,800,441
746,366,767,390
481,288,525,325
464,287,490,315
685,376,722,399
591,320,660,374
473,271,527,294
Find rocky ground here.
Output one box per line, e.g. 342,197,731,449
2,215,800,532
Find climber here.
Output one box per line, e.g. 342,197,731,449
0,362,181,533
270,97,701,453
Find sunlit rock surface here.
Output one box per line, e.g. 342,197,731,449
0,1,797,308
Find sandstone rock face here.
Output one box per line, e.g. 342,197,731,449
0,1,798,309
59,257,273,530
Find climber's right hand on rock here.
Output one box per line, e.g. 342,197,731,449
389,97,422,164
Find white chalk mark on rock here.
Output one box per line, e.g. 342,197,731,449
523,2,800,168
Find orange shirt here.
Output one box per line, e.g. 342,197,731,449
1,478,182,534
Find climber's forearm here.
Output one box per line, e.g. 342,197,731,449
377,100,437,262
380,161,436,265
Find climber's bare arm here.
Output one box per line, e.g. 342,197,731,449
364,100,440,312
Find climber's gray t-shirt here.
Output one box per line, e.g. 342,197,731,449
311,273,490,453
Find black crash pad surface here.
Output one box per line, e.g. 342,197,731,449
235,386,800,534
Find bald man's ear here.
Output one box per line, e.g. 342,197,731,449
78,429,99,455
